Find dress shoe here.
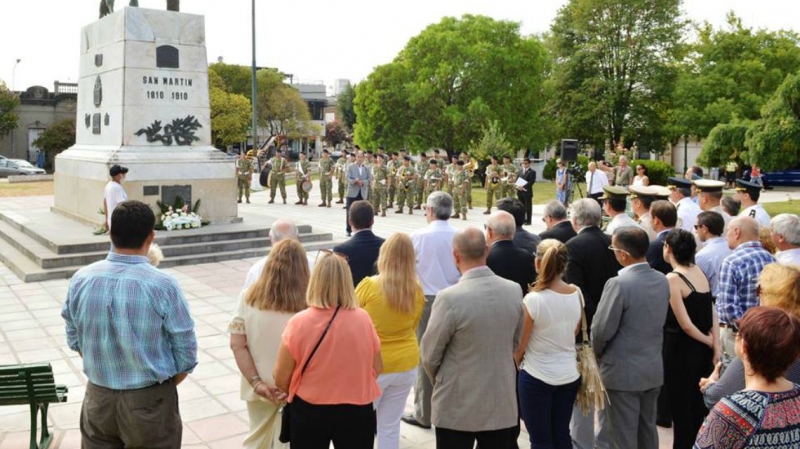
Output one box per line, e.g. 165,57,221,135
268,199,274,204
401,414,431,430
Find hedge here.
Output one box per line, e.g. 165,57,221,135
542,157,674,186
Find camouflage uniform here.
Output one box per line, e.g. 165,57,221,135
445,163,457,195
371,164,389,215
424,166,443,198
335,157,347,203
415,159,429,207
237,157,253,203
451,168,469,219
269,156,288,203
394,164,416,213
501,162,518,198
318,156,334,206
294,159,311,204
463,158,475,208
484,163,503,213
386,158,398,208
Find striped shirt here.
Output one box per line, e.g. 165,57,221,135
715,241,775,324
62,253,198,390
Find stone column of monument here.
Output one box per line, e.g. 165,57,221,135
55,7,236,224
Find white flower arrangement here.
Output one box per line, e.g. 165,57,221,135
161,205,203,231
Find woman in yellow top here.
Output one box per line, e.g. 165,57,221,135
356,232,425,449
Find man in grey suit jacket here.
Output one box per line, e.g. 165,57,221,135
421,227,524,449
592,227,670,449
345,151,372,236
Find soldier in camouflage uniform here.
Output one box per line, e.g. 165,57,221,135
501,155,518,199
371,155,389,217
294,152,311,205
444,155,458,195
387,152,398,208
484,156,502,214
334,151,348,204
414,152,430,209
237,151,253,204
268,150,289,204
450,160,469,220
460,152,475,209
317,149,334,207
364,151,374,204
394,156,417,215
424,159,443,199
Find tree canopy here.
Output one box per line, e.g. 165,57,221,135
547,0,686,153
745,72,800,171
354,15,549,153
256,69,316,140
208,67,251,148
337,82,357,131
0,81,19,139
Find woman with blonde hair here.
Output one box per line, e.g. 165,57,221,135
228,239,309,449
514,239,582,448
273,251,382,448
355,233,425,449
701,263,800,406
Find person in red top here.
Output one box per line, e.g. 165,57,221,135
274,251,382,448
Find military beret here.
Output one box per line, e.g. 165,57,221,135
403,155,411,161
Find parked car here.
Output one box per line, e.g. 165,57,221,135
0,159,46,177
743,166,800,188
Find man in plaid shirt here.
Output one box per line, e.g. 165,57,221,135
716,216,775,363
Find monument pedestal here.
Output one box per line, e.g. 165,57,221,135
55,7,236,224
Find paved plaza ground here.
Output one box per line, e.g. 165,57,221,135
0,181,732,448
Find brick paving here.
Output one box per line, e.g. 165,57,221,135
0,186,675,448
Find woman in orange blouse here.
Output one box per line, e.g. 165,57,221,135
273,251,382,448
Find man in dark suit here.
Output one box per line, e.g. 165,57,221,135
496,198,540,254
539,200,577,244
345,151,372,236
332,200,385,286
485,210,536,296
593,227,670,449
563,198,621,449
646,200,678,276
515,158,537,225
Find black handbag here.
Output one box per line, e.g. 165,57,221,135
278,305,341,443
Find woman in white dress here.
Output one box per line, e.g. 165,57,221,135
633,164,650,187
229,239,309,449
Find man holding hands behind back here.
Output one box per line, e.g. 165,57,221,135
345,151,372,237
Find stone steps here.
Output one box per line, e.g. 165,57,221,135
0,207,336,282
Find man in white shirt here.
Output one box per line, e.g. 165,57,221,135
103,165,129,231
402,191,460,430
602,186,642,235
770,213,800,266
735,179,771,227
667,177,702,232
586,162,609,205
241,219,301,291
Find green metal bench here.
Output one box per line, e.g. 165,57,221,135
0,363,68,449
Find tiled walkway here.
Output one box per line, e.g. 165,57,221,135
0,186,676,448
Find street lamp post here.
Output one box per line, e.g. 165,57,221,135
250,0,258,153
12,58,21,92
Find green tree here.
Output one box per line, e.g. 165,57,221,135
31,119,75,169
208,66,251,148
0,81,19,138
208,62,254,100
696,120,751,168
548,0,686,153
337,82,357,131
354,15,549,153
468,121,511,161
256,69,316,141
673,14,800,140
745,73,800,171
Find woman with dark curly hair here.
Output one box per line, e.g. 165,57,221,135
661,229,718,449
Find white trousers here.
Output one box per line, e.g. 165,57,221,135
374,368,416,449
243,400,288,449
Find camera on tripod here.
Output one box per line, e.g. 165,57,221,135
566,163,584,178
560,139,585,203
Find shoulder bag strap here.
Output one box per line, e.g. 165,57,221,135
572,284,589,344
300,305,341,375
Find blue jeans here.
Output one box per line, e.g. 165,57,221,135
518,370,580,449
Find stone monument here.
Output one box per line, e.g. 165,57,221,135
54,7,236,224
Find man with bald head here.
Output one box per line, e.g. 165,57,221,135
241,218,300,291
421,228,524,448
486,210,536,295
717,216,776,361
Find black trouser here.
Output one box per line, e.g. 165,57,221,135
436,426,518,449
345,192,363,234
518,192,533,224
81,380,181,449
588,192,603,206
290,395,375,449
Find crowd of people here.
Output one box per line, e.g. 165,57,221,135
65,150,800,449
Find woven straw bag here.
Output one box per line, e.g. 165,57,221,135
574,287,609,415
